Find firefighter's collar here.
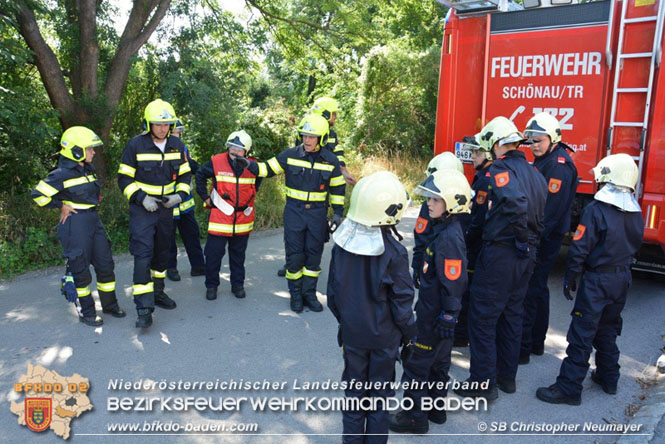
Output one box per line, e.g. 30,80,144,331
333,219,385,256
594,183,641,212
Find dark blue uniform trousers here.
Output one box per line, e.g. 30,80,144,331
401,334,454,420
129,203,173,310
204,234,249,290
283,203,327,297
168,210,205,270
342,345,398,444
555,270,630,397
521,234,564,355
57,211,118,317
468,244,535,383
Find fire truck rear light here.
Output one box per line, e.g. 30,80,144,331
619,52,654,59
624,16,658,24
646,205,659,229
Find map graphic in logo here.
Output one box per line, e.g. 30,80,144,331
11,364,92,439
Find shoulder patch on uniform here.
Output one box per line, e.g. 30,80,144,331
548,178,562,194
573,224,586,241
485,171,491,177
495,171,510,187
415,217,428,234
558,156,566,164
476,190,487,205
444,259,462,280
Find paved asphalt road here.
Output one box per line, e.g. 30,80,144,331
1,207,663,443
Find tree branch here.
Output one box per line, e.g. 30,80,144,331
104,0,171,110
78,0,99,98
14,2,75,124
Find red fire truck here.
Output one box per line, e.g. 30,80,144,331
434,0,665,274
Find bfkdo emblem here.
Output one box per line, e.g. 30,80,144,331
25,398,52,432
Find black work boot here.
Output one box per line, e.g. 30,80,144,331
79,315,103,327
453,338,469,347
532,344,545,355
428,408,447,424
519,352,530,365
232,287,246,299
536,384,581,406
590,370,617,395
302,275,323,312
167,268,181,281
135,308,152,328
288,278,303,313
277,265,287,277
99,290,126,318
154,277,176,309
389,410,429,434
497,376,516,394
453,379,499,401
206,287,218,301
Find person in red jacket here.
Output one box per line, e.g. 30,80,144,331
195,130,260,301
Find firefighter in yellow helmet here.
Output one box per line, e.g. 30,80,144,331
244,113,345,312
536,153,643,405
31,126,125,326
391,169,470,434
454,116,547,400
311,97,357,185
520,112,578,364
327,171,416,441
117,99,192,328
412,151,464,290
444,134,494,347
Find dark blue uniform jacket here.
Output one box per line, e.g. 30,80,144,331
483,150,547,246
327,229,417,349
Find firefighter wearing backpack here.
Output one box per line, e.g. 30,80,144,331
390,169,470,434
246,114,345,313
118,99,192,328
456,134,493,347
520,112,578,364
537,153,644,405
166,119,205,282
327,171,416,443
195,130,260,301
32,126,126,326
454,116,547,400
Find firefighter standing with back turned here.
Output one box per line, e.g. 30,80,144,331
32,127,126,326
246,114,345,313
537,153,644,405
196,130,260,301
117,99,192,328
520,112,578,364
454,116,547,400
327,171,416,443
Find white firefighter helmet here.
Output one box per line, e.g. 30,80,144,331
414,169,472,215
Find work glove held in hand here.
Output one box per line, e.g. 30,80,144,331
142,195,159,212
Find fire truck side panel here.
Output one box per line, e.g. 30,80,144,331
434,12,487,179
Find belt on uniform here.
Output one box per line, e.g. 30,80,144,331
585,264,630,273
287,200,324,210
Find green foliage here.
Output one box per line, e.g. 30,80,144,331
351,39,441,157
0,0,449,277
